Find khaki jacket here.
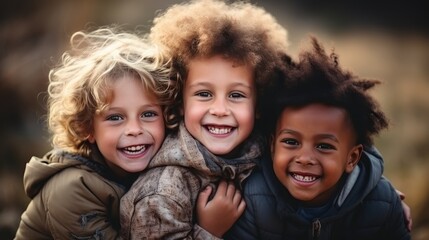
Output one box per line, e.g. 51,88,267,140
15,150,127,240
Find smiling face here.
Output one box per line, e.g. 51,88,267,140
89,74,165,177
271,103,362,206
183,55,256,156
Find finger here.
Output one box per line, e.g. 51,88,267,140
408,218,413,232
217,180,228,196
232,188,242,206
237,198,246,215
401,202,412,231
396,189,405,200
197,185,212,208
225,181,236,198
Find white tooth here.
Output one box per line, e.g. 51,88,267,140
124,145,146,154
293,174,316,182
208,126,231,134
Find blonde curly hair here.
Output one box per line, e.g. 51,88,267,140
48,27,175,155
149,0,290,129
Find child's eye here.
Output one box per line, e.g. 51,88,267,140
280,138,299,146
141,111,158,118
229,92,245,99
106,114,123,121
196,91,212,98
316,143,336,150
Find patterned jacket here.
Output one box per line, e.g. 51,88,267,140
120,123,263,239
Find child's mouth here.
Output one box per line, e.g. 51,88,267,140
291,173,319,182
206,126,233,134
121,145,148,155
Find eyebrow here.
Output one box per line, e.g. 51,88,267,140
188,81,253,89
278,129,339,143
318,133,339,143
279,129,296,135
105,104,160,111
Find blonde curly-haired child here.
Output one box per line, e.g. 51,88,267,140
15,26,175,239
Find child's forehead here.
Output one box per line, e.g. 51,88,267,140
188,55,250,68
95,73,143,102
278,104,355,134
277,103,356,137
187,55,254,75
186,56,255,83
282,104,348,118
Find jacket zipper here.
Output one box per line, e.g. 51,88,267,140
312,219,321,239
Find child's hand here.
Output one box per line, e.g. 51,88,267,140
196,180,246,238
396,189,412,231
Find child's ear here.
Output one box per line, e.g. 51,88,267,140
88,134,95,143
346,144,363,173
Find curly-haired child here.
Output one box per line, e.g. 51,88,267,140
119,0,290,239
226,37,411,240
15,27,174,239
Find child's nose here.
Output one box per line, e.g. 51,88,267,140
125,119,143,136
294,148,317,166
209,98,230,117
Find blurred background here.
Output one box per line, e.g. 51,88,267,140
0,0,427,239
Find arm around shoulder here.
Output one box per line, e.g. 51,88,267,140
121,166,200,239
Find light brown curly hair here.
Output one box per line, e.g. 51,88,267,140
47,26,176,156
149,0,290,129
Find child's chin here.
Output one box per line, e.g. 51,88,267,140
207,146,233,156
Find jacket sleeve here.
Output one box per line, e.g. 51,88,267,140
193,224,223,240
15,196,52,240
129,194,195,239
43,168,120,239
383,179,411,240
122,166,211,240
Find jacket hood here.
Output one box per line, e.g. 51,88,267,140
335,146,384,209
23,150,83,198
23,147,126,198
149,122,262,186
